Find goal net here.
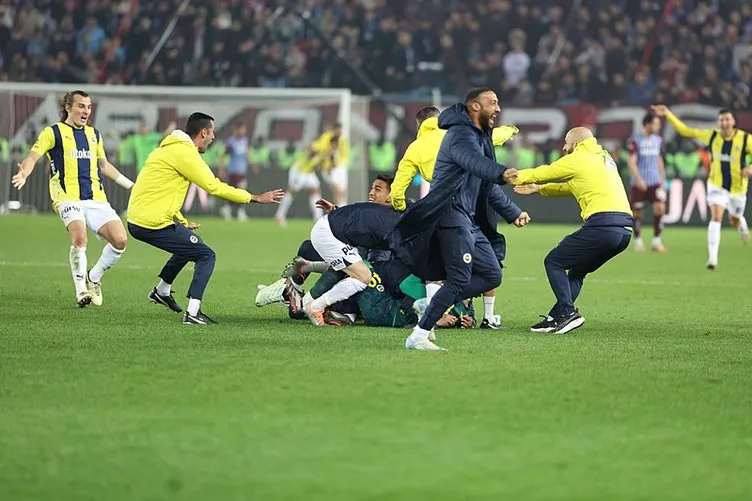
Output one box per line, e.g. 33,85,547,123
0,84,369,218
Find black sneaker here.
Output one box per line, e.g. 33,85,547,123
551,311,585,334
530,315,557,333
707,263,716,270
182,310,218,325
480,315,502,329
323,309,354,326
148,287,183,313
283,280,306,320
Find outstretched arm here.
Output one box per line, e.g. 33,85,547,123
652,105,714,145
12,127,54,189
514,154,577,185
447,128,517,184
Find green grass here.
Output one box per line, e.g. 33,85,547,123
1,215,750,501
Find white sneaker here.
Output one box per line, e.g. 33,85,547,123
405,335,446,351
255,278,287,307
86,271,102,306
634,237,645,252
428,330,436,342
274,215,288,228
237,209,248,222
741,231,750,246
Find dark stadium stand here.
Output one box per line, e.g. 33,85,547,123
0,0,750,108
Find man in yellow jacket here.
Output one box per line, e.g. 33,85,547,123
127,112,284,325
513,127,633,335
390,106,520,212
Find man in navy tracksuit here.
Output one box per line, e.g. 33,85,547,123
389,88,523,351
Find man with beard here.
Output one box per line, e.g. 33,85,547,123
390,88,524,351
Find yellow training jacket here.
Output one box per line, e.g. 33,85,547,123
515,137,632,221
128,130,252,229
391,117,519,211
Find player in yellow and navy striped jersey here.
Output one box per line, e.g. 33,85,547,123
275,123,349,227
652,105,752,269
11,90,136,307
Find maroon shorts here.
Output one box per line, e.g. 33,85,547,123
229,174,247,189
629,184,662,209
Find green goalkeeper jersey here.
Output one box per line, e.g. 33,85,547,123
309,262,418,328
357,270,417,328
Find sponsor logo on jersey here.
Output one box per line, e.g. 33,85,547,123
69,149,94,160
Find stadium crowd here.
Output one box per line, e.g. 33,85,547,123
0,0,750,109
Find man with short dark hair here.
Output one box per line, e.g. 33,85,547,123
627,112,667,252
391,88,524,351
127,112,284,324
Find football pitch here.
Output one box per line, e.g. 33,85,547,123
0,215,750,501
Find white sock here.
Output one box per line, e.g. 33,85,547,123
301,260,329,274
707,221,721,265
652,235,662,245
408,325,431,342
310,277,366,310
738,216,749,234
310,195,324,220
187,298,201,316
426,283,441,305
156,279,172,296
303,291,313,306
69,246,88,295
276,193,293,219
483,295,496,320
89,243,124,283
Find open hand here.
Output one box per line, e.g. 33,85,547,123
316,198,337,213
502,168,518,184
514,211,531,227
11,163,27,190
187,221,200,230
650,104,669,117
513,184,540,196
254,189,285,204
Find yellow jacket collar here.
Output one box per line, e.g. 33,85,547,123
575,137,601,153
417,117,439,138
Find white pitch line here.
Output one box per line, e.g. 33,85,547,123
0,261,749,289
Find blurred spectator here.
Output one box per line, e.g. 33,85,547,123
0,0,748,109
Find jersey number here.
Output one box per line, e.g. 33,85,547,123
368,272,382,289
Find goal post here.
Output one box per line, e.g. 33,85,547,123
0,83,368,218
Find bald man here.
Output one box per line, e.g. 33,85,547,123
513,127,633,334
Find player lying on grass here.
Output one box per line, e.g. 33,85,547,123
12,90,135,308
296,259,478,329
514,127,633,334
255,175,395,314
391,105,521,329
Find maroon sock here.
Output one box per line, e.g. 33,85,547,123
633,215,642,238
653,214,663,237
